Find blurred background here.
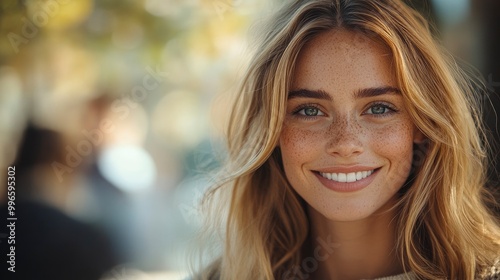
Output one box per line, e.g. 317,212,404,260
0,0,498,279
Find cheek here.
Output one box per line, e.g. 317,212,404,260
279,124,323,160
371,120,415,183
372,123,414,152
279,124,325,179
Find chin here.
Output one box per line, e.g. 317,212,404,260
309,194,400,223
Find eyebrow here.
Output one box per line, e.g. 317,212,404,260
287,86,401,100
287,89,332,100
354,86,401,98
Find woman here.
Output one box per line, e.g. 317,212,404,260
196,0,500,279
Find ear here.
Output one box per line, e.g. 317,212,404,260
413,128,426,144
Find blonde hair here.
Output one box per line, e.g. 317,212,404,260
198,0,500,279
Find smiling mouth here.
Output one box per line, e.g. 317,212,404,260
318,169,378,183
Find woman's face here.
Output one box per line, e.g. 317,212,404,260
279,29,424,222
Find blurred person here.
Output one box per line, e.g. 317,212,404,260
0,124,120,280
192,0,500,279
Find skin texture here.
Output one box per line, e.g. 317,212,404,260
279,29,425,279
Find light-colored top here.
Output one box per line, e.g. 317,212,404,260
372,271,416,280
189,258,500,279
373,258,500,280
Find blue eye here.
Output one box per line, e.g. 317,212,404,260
368,105,389,114
364,103,397,116
296,106,325,117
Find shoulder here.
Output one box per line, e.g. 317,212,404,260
476,258,500,280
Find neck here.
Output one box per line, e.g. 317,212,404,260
306,201,403,280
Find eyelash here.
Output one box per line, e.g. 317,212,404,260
292,104,324,120
291,102,398,119
363,102,399,117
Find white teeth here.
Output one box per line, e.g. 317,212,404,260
346,173,356,182
320,169,375,183
338,173,347,182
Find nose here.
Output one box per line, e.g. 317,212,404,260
326,117,364,157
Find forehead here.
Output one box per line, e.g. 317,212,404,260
291,29,396,92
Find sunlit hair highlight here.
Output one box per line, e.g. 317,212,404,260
197,0,500,279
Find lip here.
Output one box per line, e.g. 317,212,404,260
313,167,381,193
315,165,378,173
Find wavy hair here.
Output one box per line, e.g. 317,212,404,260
198,0,500,279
